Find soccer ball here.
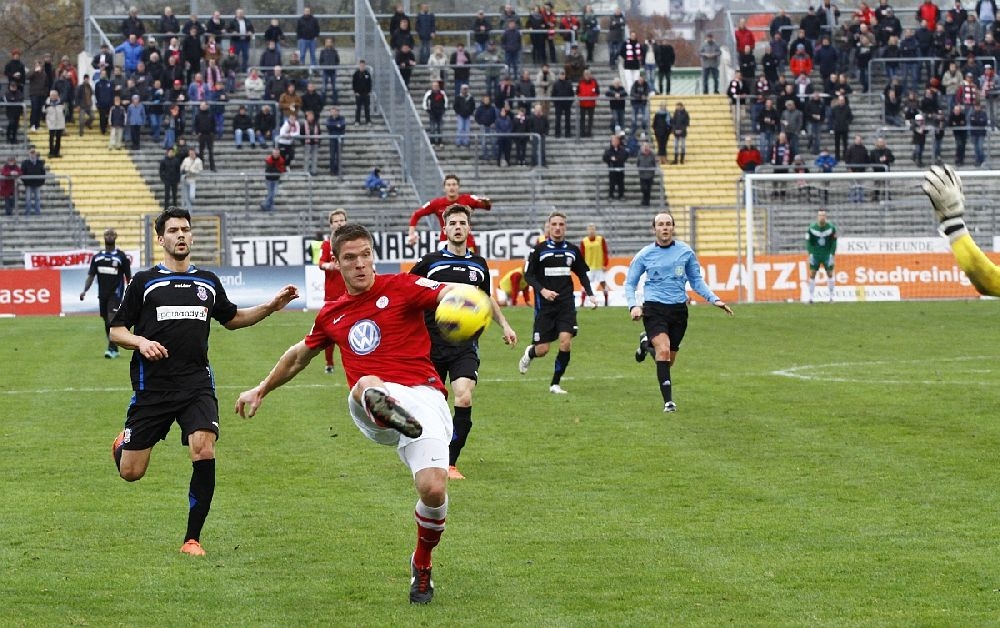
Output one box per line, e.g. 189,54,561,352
435,285,492,343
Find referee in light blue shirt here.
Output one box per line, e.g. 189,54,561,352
624,212,733,413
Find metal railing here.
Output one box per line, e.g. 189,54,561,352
194,170,316,216
354,0,442,204
0,102,30,148
561,165,667,207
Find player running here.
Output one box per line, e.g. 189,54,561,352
625,212,733,413
518,210,598,394
410,204,517,480
318,208,349,372
109,207,298,557
406,173,491,250
806,208,838,303
235,222,471,604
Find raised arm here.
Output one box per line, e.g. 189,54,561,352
224,284,299,330
924,164,1000,296
234,340,322,418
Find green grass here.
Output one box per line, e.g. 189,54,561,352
3,301,1000,626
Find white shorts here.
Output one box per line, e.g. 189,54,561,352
587,269,607,286
347,383,453,476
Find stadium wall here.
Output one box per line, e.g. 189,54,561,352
2,249,991,316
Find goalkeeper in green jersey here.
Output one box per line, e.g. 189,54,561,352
806,209,838,303
924,165,1000,295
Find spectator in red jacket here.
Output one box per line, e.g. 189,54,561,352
734,18,757,54
789,44,814,76
736,135,763,172
577,68,600,137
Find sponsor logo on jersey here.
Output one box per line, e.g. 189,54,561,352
97,266,119,275
196,286,208,301
348,319,381,355
376,295,389,309
415,277,440,289
156,305,209,321
544,267,572,276
173,283,192,288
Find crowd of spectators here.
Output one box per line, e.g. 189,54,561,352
726,2,1000,174
0,3,685,211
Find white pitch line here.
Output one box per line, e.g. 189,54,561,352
0,373,631,395
770,356,998,385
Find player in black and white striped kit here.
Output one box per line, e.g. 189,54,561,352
108,207,299,557
410,204,517,479
518,210,597,394
79,228,132,358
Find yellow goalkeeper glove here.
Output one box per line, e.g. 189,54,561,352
922,164,967,239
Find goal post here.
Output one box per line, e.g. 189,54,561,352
735,169,1000,303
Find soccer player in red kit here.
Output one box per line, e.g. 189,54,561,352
406,173,491,250
318,208,348,372
235,222,464,605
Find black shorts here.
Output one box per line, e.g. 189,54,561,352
99,295,121,323
431,342,480,383
642,301,689,352
121,389,221,451
532,301,579,344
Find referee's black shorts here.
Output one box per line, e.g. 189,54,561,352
642,301,689,351
431,342,481,383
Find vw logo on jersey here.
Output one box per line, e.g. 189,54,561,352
376,295,389,309
196,286,208,301
348,319,382,355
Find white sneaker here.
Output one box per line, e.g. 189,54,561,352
664,401,677,413
549,384,568,394
518,346,532,374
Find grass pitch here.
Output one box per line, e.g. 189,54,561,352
2,301,1000,626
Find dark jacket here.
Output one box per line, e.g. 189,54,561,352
352,69,372,94
194,109,215,135
844,143,870,171
603,143,628,168
296,14,321,40
255,110,276,136
551,78,575,107
454,93,476,118
606,85,627,110
655,43,675,71
474,103,498,127
415,12,436,41
20,157,46,188
233,112,253,132
325,113,346,136
227,17,256,42
301,91,325,116
159,153,182,184
830,103,853,132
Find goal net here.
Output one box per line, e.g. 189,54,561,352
725,169,1000,303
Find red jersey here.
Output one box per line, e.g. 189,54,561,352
409,193,492,249
577,78,599,108
319,239,347,301
304,273,447,395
